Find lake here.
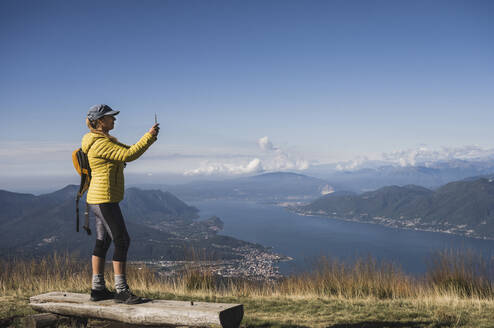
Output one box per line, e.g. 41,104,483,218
190,199,494,276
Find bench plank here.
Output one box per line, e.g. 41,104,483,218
30,292,243,328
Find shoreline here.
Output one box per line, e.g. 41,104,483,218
287,206,494,242
132,245,292,281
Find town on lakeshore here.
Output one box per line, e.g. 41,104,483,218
133,245,292,280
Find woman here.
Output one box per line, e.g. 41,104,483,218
81,104,159,304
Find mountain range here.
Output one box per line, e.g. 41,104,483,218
296,177,494,239
133,172,334,202
0,185,262,260
4,170,494,263
305,160,494,192
129,159,494,204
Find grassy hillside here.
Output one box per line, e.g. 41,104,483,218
2,252,494,327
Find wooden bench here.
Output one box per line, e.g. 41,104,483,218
28,292,243,328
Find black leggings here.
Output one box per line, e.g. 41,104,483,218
89,202,130,262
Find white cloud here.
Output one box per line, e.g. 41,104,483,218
334,145,494,171
258,136,279,152
258,136,309,171
335,156,373,171
184,158,263,176
8,138,493,180
382,145,494,167
184,137,310,176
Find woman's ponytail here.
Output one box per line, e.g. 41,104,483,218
86,117,118,142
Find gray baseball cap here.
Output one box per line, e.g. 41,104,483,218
87,104,120,121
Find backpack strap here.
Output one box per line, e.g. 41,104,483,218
76,195,80,233
74,148,92,235
75,166,86,233
83,202,92,235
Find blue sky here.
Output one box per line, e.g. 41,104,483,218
1,0,493,190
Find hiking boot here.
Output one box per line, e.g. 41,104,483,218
90,288,115,301
114,289,144,304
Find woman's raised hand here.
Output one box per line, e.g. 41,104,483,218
149,123,160,137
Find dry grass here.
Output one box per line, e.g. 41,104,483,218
2,251,494,327
2,251,494,300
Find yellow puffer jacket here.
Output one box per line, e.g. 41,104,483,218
81,132,157,204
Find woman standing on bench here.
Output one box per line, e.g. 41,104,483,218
81,104,159,304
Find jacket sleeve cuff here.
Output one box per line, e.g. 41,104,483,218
145,132,158,143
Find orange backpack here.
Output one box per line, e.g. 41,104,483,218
72,148,92,235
